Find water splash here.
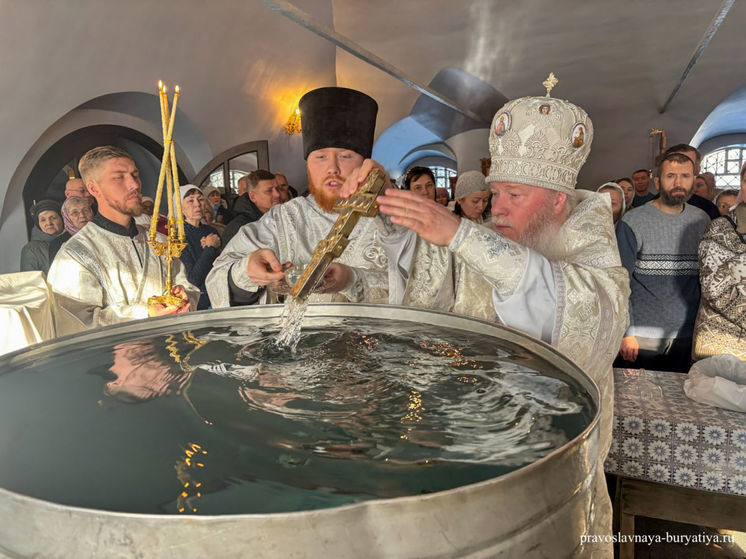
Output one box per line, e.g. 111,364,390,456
274,297,309,351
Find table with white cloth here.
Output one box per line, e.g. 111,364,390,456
605,367,746,558
0,271,56,356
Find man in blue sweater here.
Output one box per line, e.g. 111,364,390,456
616,152,710,372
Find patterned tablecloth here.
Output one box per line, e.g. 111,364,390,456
605,368,746,496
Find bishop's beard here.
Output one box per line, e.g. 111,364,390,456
493,197,566,259
308,174,342,213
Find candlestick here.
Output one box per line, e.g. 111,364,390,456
151,80,169,238
148,80,188,310
168,86,184,239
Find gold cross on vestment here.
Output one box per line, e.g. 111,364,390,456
543,73,558,97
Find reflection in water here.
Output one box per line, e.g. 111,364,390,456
0,319,593,515
107,338,191,402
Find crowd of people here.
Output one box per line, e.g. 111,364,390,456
19,96,744,374
14,83,746,553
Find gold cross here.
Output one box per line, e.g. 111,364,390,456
543,73,558,97
290,169,387,301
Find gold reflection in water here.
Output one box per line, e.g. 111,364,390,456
413,341,483,369
175,442,208,513
401,390,424,425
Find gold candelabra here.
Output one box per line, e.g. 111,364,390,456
284,107,302,135
148,81,187,308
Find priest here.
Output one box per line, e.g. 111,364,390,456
343,86,630,555
48,146,198,334
206,87,389,306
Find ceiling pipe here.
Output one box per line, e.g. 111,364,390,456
660,0,736,113
259,0,489,124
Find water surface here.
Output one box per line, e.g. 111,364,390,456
0,316,593,515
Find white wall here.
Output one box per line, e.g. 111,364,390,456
0,0,336,273
445,129,490,174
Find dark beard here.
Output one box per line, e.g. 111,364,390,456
659,188,690,207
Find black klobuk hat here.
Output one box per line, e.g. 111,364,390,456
299,87,378,159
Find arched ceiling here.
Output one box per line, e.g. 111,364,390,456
691,85,746,149
333,0,746,186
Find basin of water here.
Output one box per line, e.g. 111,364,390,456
0,304,601,558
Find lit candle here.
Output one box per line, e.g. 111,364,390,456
167,85,184,238
160,84,168,139
151,81,169,239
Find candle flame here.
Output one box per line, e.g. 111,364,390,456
158,80,163,91
175,85,180,94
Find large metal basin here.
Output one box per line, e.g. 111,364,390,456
0,304,600,558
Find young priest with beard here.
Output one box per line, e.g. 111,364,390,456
206,87,389,307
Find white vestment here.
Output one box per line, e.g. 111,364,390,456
48,219,198,335
383,190,630,553
206,195,389,307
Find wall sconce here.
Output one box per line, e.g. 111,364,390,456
284,108,302,135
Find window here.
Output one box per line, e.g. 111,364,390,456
431,166,457,193
701,146,746,188
206,169,249,191
193,141,269,194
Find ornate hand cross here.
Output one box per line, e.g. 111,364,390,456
290,169,387,301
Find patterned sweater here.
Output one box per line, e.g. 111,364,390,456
617,202,710,339
693,205,746,359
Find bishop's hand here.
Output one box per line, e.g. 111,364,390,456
340,159,390,199
378,189,461,247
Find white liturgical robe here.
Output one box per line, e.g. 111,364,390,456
48,216,198,335
206,195,389,307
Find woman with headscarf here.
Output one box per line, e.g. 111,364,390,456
692,162,746,360
180,185,221,309
453,170,490,224
20,200,65,275
49,196,94,258
596,182,626,225
615,177,636,213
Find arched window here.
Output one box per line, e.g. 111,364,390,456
206,169,250,190
193,141,269,194
701,146,746,188
431,166,457,192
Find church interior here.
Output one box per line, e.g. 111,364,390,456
3,0,746,272
1,1,746,557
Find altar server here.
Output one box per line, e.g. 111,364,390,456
48,146,198,333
